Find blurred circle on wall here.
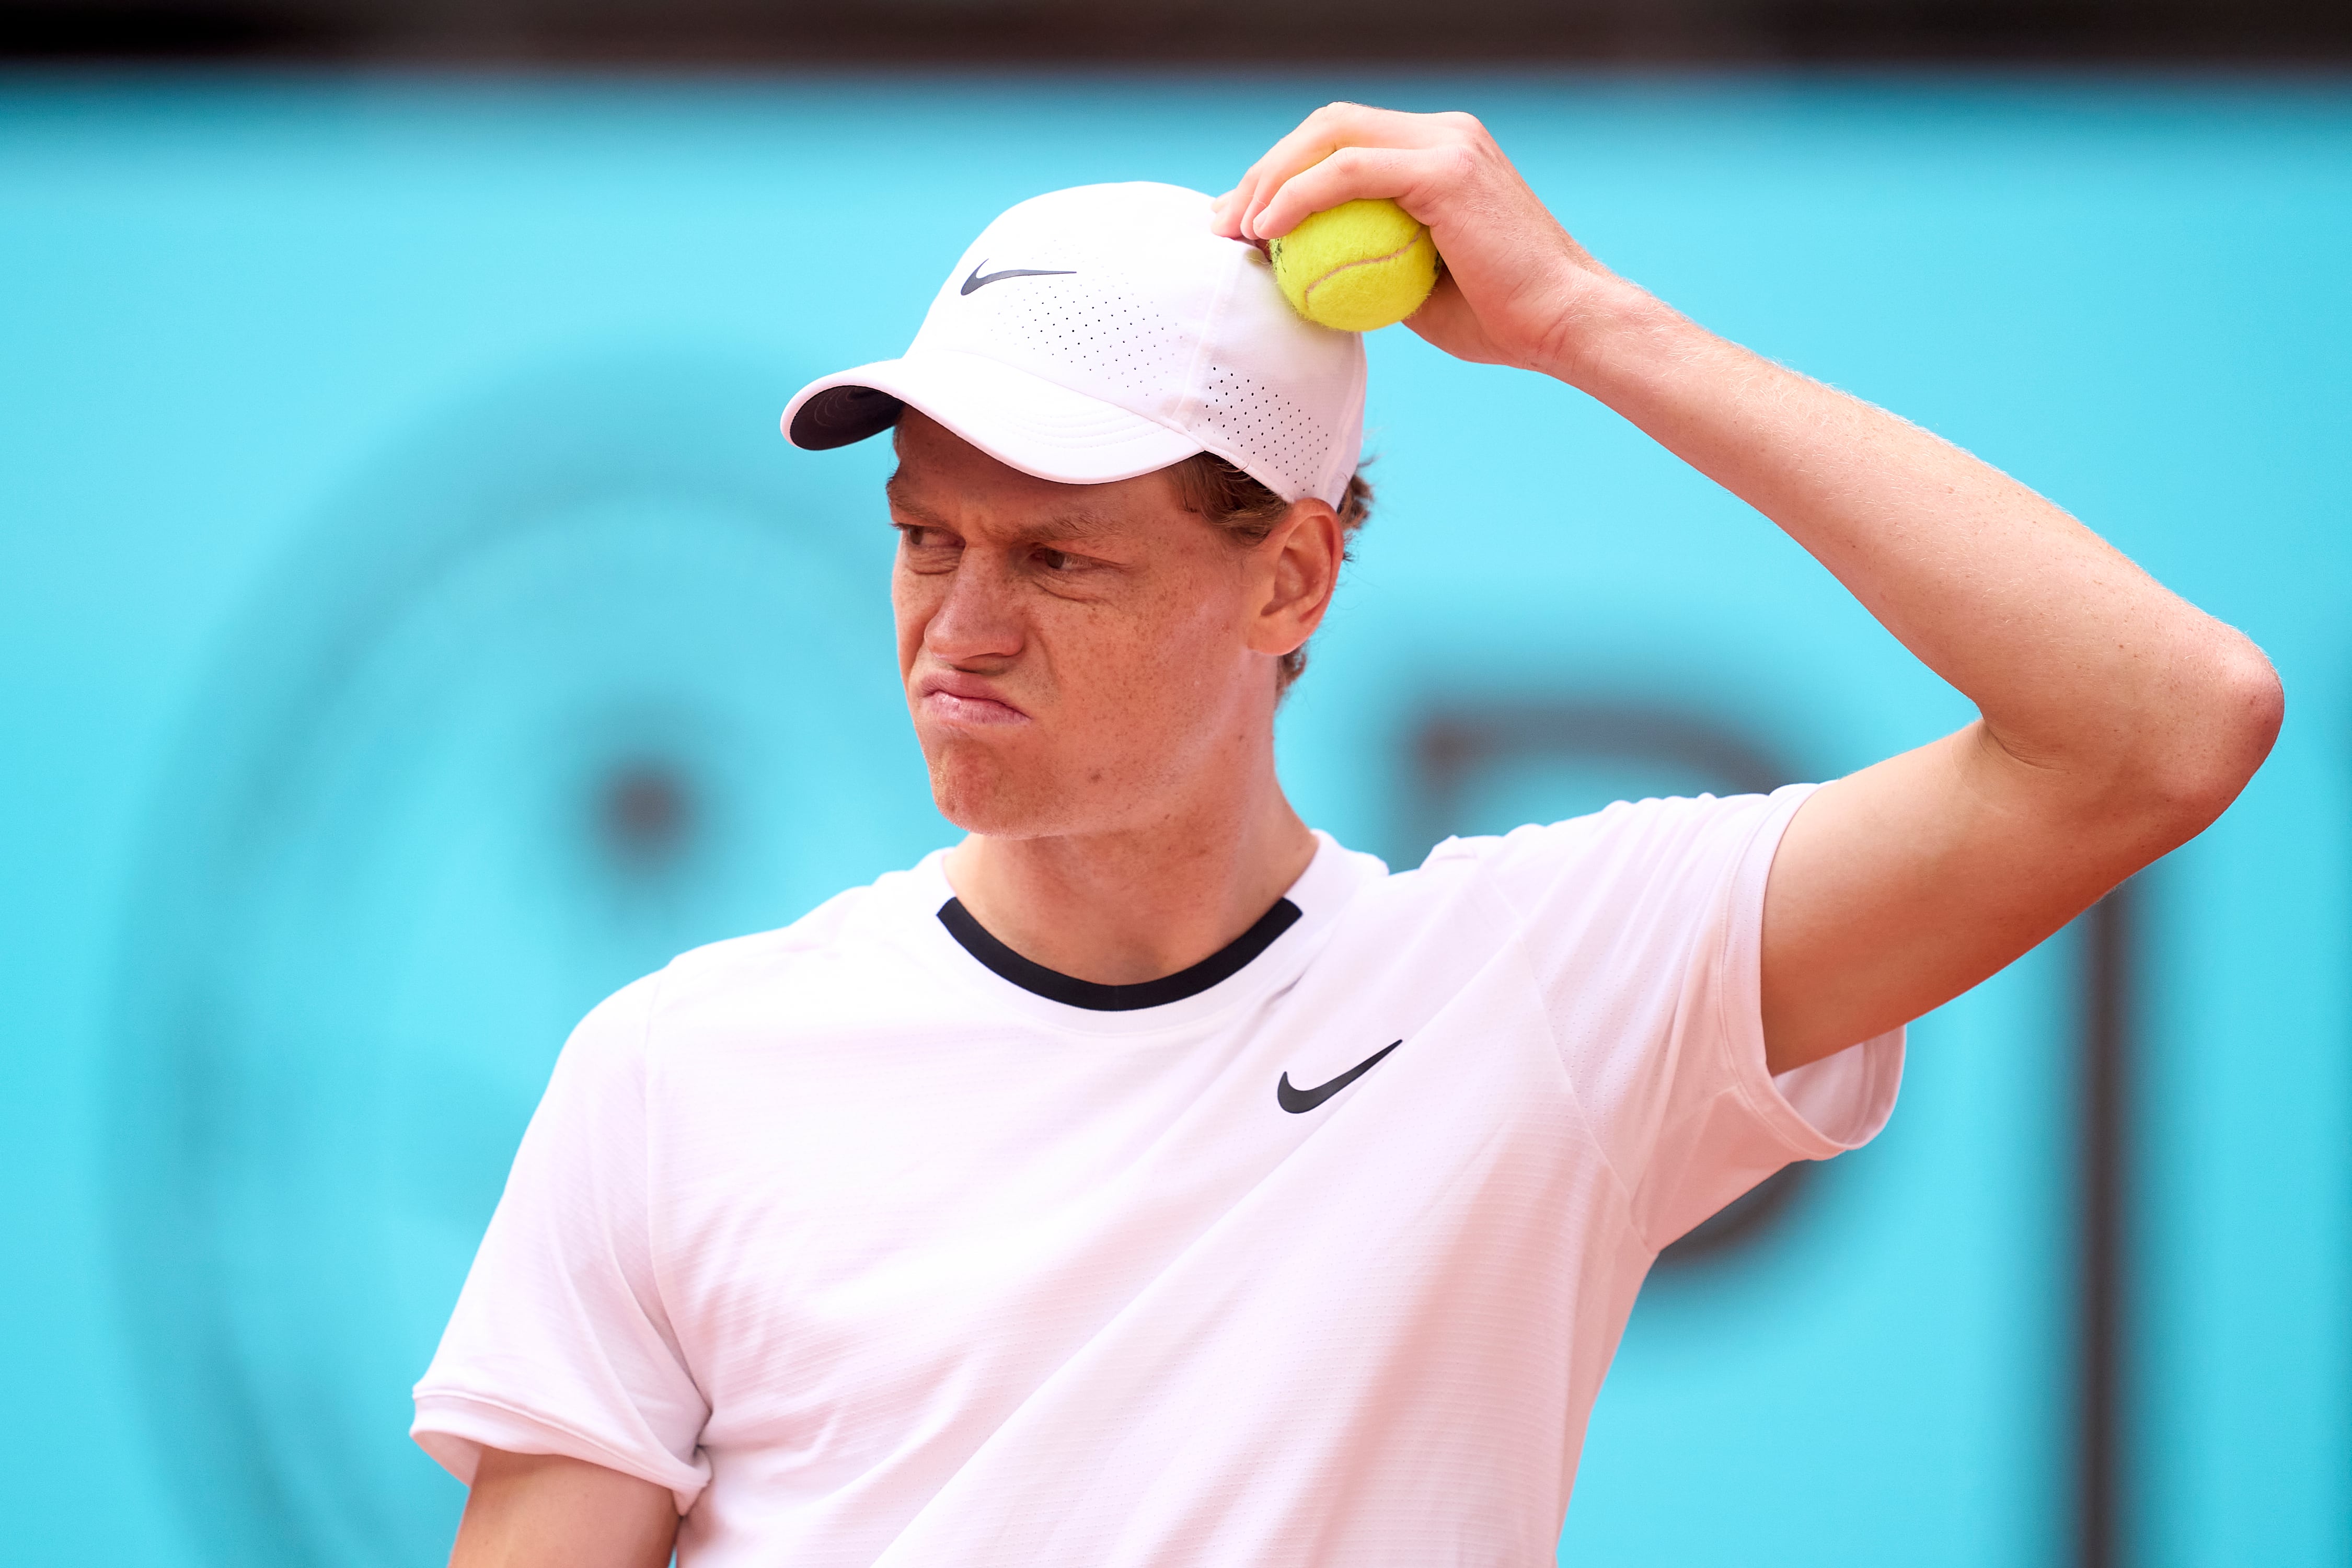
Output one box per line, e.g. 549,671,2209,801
108,356,939,1566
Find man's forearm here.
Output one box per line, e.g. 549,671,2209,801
1546,276,2277,821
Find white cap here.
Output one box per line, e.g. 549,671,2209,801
781,182,1367,507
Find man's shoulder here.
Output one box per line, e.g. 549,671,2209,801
1412,791,1795,874
1354,789,1808,939
639,856,950,1029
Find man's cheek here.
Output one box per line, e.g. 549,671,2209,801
891,592,933,671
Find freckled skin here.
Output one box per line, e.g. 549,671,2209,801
889,411,1334,844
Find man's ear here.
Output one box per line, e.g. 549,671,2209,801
1247,499,1345,660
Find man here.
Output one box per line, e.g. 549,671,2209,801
413,106,2279,1566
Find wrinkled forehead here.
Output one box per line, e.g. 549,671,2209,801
886,412,1187,543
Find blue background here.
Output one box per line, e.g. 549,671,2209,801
1,73,2344,1565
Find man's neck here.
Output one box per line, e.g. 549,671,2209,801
942,775,1319,988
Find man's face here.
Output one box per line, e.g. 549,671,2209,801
887,412,1330,838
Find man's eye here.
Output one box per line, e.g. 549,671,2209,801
899,526,955,551
1035,548,1071,572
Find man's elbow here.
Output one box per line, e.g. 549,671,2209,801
2136,634,2284,843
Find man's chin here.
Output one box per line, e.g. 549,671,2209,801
926,754,1073,840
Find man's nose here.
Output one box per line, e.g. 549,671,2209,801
924,550,1024,665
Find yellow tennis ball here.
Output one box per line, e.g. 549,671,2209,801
1269,197,1439,332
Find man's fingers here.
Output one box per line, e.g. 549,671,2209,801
1216,104,1579,377
1209,172,1269,240
1208,185,1243,238
1235,104,1461,240
1248,146,1447,241
1235,101,1370,213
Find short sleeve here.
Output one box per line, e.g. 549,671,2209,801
411,973,711,1514
1459,783,1903,1252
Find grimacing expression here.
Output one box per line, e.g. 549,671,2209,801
887,412,1342,838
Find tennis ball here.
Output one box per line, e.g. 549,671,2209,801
1268,197,1439,332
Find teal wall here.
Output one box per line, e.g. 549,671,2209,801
1,74,2344,1566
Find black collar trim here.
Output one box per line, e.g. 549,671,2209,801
936,895,1302,1012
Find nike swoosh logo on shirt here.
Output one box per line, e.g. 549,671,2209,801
961,261,1077,295
1277,1041,1403,1114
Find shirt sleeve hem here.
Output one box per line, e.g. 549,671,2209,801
1716,782,1907,1161
410,1388,707,1516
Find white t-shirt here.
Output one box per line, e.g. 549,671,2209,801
413,786,1902,1566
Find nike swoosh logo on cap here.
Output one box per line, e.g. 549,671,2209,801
961,261,1077,295
1277,1041,1403,1114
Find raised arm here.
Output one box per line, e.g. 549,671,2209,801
448,1449,678,1568
1215,104,2281,1073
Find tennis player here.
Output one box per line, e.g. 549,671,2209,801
413,105,2279,1566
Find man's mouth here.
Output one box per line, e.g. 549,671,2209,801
917,673,1030,728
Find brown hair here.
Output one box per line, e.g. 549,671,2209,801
1167,453,1374,693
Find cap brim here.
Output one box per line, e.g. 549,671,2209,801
781,350,1202,486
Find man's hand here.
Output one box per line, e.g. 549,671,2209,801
1209,103,1632,379
448,1449,678,1568
1221,104,2282,1074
